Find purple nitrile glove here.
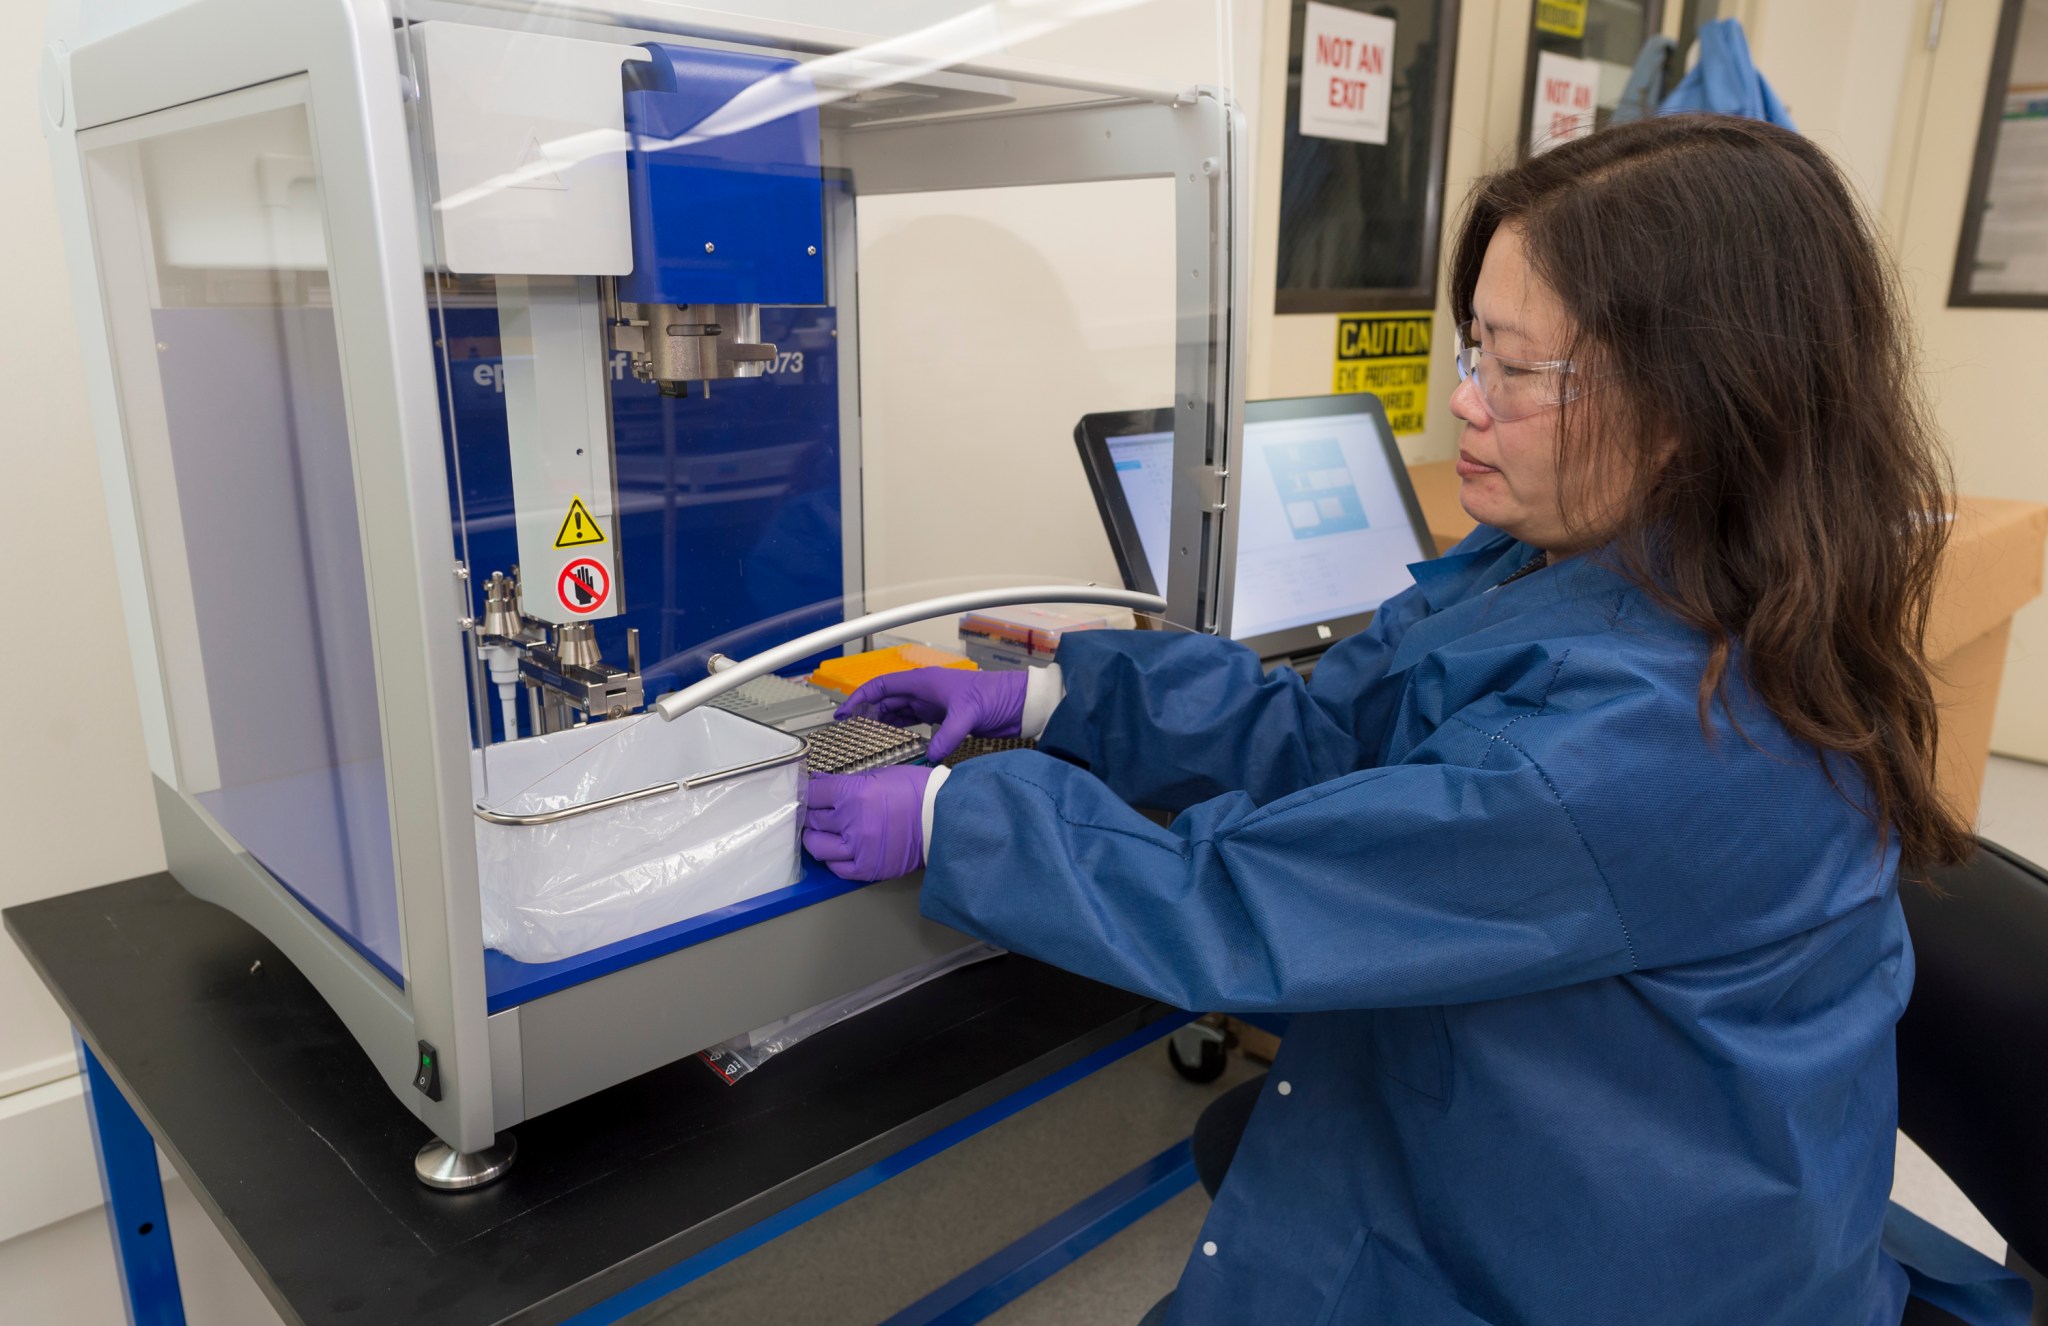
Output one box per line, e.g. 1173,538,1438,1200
803,766,933,881
836,667,1028,763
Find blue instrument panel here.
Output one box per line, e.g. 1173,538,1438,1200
620,43,826,307
438,302,847,727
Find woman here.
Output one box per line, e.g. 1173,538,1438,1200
802,115,1971,1324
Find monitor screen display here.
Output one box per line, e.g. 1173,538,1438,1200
1104,429,1175,594
1107,406,1430,643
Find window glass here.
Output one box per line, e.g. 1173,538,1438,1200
1276,0,1461,313
85,90,404,983
1954,0,2048,305
1523,0,1665,152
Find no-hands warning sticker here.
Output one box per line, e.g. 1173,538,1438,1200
557,558,611,615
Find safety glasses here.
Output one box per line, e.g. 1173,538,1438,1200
1453,321,1587,423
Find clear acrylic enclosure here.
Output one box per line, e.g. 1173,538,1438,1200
392,0,1244,964
80,81,406,983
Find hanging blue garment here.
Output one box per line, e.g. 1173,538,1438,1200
920,527,1926,1323
1660,17,1796,129
1609,34,1676,125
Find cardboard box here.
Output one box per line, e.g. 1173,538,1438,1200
1224,1017,1282,1066
1926,497,2048,822
1401,463,2047,823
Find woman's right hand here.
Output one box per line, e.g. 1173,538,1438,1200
836,667,1028,762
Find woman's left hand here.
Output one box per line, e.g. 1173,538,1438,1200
802,766,933,881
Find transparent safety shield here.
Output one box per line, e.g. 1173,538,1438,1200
80,80,405,983
392,2,1242,962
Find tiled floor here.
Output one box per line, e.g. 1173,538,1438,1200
627,757,2046,1322
625,1044,1260,1326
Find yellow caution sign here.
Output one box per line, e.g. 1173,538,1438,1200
1332,311,1433,435
1535,0,1587,39
553,495,607,549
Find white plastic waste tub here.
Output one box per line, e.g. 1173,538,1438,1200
471,708,806,964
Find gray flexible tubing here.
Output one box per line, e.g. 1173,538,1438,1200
653,586,1168,721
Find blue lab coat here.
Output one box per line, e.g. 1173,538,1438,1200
921,528,1913,1325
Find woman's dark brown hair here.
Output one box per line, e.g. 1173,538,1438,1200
1449,114,1973,871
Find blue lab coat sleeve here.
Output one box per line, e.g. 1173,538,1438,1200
1036,532,1526,811
926,684,1639,1013
1035,632,1379,812
927,546,1896,1015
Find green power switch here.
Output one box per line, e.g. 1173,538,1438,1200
413,1041,441,1101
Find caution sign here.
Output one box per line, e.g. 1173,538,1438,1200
1534,0,1587,38
1332,311,1432,435
557,558,611,615
553,495,606,549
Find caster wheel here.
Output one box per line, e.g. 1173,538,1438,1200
1169,1033,1228,1083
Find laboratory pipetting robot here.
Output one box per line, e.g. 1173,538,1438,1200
43,0,1245,1183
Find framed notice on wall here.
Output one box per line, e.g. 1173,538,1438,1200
1275,0,1462,316
1952,0,2048,307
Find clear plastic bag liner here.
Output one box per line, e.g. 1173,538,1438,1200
472,709,804,963
699,942,1004,1084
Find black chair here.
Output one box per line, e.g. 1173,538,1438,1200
1897,838,2048,1325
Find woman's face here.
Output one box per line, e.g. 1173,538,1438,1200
1449,224,1625,553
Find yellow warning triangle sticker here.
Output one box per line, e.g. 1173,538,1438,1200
553,496,606,548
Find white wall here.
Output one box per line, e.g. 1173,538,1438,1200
854,0,1264,623
0,0,164,1106
859,179,1177,609
1862,0,2048,761
1743,0,1919,210
0,0,285,1315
